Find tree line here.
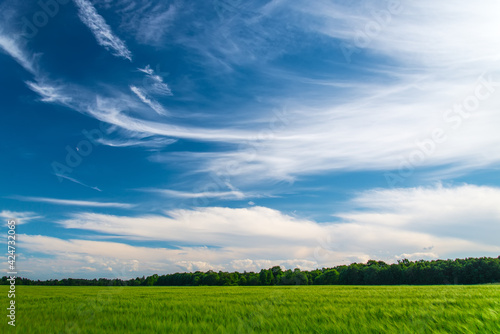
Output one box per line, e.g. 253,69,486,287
2,256,499,286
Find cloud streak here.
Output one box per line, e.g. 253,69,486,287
55,174,102,192
110,0,177,46
0,34,36,74
137,65,172,96
0,210,42,224
130,85,167,116
25,81,72,104
10,196,134,208
145,189,247,200
73,0,132,61
96,137,177,148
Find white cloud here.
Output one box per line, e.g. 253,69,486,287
55,174,102,192
18,78,256,143
7,0,500,188
14,184,500,278
73,0,132,60
18,235,155,279
0,34,37,74
312,184,500,267
0,211,42,224
110,0,177,46
137,65,172,96
175,261,214,273
147,189,247,200
171,1,296,70
25,81,72,104
55,185,500,268
137,65,154,75
10,196,134,208
147,1,500,184
194,71,500,184
304,1,500,67
96,137,177,148
58,206,324,247
0,30,76,109
338,183,500,246
89,95,255,142
18,233,325,279
134,4,176,46
130,85,167,116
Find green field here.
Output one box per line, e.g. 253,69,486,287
1,285,499,333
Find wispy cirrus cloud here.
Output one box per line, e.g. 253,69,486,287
25,81,72,104
0,27,76,110
171,1,294,70
0,4,38,73
88,95,255,142
0,210,42,224
34,68,500,187
73,0,132,61
55,174,102,192
96,136,177,149
0,34,37,74
130,85,167,116
197,73,500,183
17,72,255,143
298,0,500,67
10,196,134,208
6,0,500,190
87,0,500,186
144,188,247,200
133,4,176,46
111,0,177,46
138,65,172,96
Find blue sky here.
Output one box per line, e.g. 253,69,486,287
1,0,500,280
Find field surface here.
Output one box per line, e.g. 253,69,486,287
1,285,499,333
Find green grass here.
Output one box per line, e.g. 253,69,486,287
1,285,499,333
